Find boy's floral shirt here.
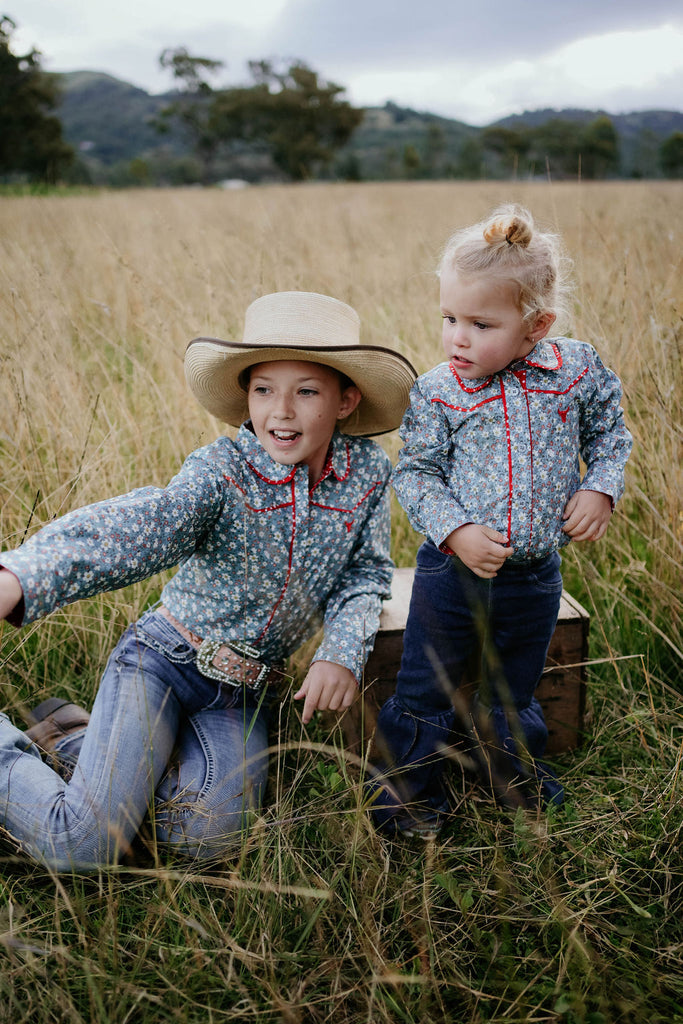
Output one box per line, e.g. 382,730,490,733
392,338,633,564
2,427,393,680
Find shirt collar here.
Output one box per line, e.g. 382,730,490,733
236,423,296,483
316,431,351,484
517,340,563,371
235,423,350,485
449,340,563,391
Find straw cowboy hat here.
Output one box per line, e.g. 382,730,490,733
184,291,417,436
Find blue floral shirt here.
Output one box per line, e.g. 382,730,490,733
392,339,633,564
2,426,393,680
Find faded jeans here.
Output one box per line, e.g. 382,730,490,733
0,609,272,871
370,541,564,830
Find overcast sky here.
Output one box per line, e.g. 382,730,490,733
9,0,683,125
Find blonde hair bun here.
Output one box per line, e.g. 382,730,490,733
483,209,533,248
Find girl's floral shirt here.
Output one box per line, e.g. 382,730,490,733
392,338,633,564
2,426,393,680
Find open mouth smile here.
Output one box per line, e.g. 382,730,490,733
270,429,301,443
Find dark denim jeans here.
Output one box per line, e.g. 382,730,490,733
370,541,564,831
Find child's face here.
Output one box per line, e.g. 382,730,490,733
247,360,361,483
440,268,554,379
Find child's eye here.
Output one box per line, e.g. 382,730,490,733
298,388,319,397
443,315,457,325
474,321,489,330
252,385,270,395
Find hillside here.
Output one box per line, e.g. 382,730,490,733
494,107,683,177
57,72,183,165
53,72,682,182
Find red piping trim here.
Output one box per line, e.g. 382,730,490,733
257,478,296,640
245,461,297,485
523,343,563,370
526,366,589,396
520,372,535,548
448,361,494,392
432,393,501,413
223,475,246,496
223,476,292,513
312,481,381,515
311,440,351,493
500,378,513,543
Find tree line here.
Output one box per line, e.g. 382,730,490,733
2,16,682,186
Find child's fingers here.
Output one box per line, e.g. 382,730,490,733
562,493,578,520
564,510,609,541
480,526,509,545
571,519,607,542
293,681,318,723
301,688,320,724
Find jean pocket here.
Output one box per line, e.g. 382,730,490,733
133,610,197,665
414,540,452,577
526,552,563,594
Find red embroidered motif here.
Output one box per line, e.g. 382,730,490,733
558,407,569,423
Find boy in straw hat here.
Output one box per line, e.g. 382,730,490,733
0,291,416,870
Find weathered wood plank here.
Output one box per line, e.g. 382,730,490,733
342,567,589,756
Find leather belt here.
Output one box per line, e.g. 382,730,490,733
158,606,282,694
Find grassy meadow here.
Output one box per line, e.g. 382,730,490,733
0,181,681,1022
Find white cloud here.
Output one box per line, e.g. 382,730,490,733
342,25,683,124
7,0,683,117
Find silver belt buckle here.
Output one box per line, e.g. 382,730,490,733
195,638,268,692
228,640,269,693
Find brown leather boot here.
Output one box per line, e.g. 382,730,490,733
25,697,91,751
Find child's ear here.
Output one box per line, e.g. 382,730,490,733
338,385,362,420
528,311,556,342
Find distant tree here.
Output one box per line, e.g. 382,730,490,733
455,137,484,179
210,61,363,181
629,128,660,179
529,119,582,177
335,152,362,181
128,157,150,185
659,132,683,178
0,16,74,182
381,145,400,179
423,122,446,177
402,143,421,179
579,115,620,178
157,47,224,183
481,126,530,177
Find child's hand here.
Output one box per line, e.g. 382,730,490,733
562,489,612,542
294,660,358,725
444,523,514,579
0,569,22,621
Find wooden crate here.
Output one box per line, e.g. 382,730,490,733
343,567,589,757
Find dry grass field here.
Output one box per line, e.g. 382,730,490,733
0,181,681,1022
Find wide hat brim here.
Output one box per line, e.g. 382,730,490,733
184,292,417,436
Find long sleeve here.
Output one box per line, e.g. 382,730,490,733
312,467,393,680
1,451,224,624
391,377,473,547
577,348,633,504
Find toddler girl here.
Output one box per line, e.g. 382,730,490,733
370,204,632,837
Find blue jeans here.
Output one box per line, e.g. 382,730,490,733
0,610,272,870
370,542,564,830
